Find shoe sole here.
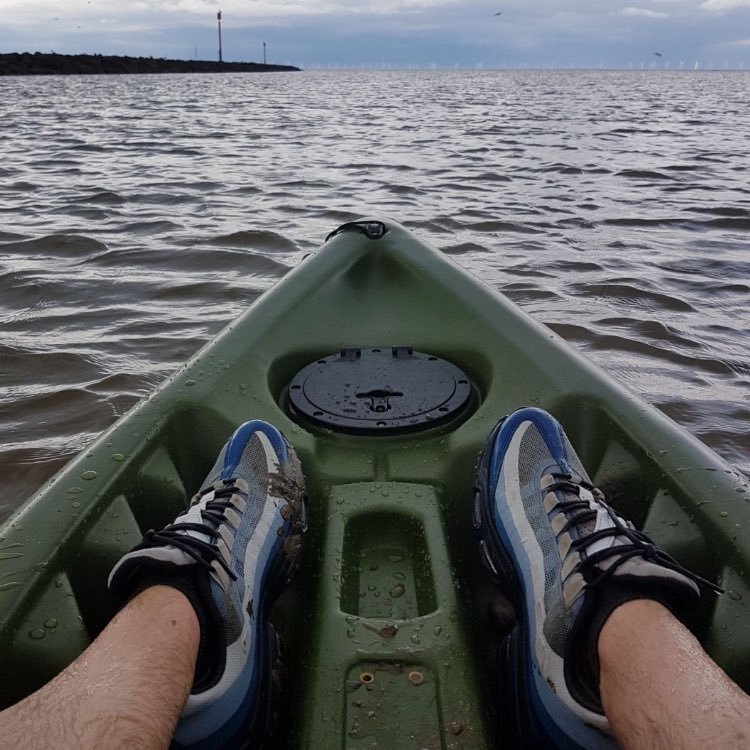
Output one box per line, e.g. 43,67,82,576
244,440,307,749
473,417,518,594
474,418,544,748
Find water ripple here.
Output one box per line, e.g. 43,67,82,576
1,69,749,518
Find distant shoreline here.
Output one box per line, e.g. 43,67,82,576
0,52,300,76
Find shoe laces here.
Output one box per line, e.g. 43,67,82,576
548,472,722,594
139,480,242,582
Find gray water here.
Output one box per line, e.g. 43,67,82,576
1,69,749,521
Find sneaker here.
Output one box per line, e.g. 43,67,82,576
109,420,307,749
474,407,714,749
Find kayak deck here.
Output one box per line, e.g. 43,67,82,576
1,220,748,747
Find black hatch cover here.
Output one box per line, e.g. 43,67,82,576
288,347,471,434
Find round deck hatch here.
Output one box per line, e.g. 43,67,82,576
288,347,472,434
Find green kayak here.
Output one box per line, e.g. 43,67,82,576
1,220,748,748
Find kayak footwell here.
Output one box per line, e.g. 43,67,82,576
300,482,484,745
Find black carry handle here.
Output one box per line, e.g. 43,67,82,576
325,220,387,242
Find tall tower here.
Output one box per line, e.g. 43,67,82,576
217,11,223,63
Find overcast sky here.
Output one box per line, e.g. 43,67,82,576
1,0,749,68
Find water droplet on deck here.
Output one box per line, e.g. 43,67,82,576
67,487,83,495
720,511,729,518
386,554,404,563
0,582,22,592
112,454,124,462
407,670,424,685
185,380,196,387
29,629,46,640
728,590,742,601
389,583,406,598
72,501,81,509
82,471,97,481
44,618,58,629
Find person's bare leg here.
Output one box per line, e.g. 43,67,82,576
599,599,750,750
3,585,198,750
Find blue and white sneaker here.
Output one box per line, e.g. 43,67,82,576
474,408,714,749
109,420,307,749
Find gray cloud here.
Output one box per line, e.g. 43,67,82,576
622,7,671,17
0,0,748,67
700,0,750,10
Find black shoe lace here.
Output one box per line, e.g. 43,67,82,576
548,472,722,594
138,481,242,582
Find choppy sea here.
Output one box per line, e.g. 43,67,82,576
1,69,749,522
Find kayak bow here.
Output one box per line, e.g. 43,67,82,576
1,219,748,748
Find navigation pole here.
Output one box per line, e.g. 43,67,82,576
217,11,223,63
